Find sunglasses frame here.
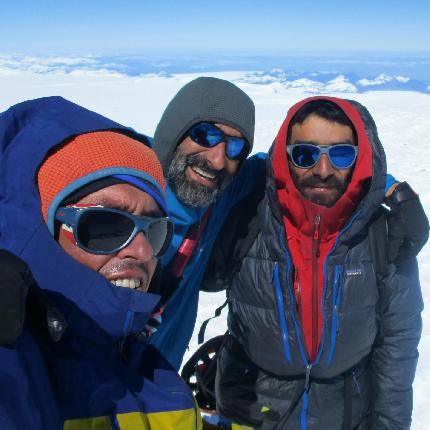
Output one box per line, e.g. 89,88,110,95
55,206,173,257
287,143,358,169
189,122,250,161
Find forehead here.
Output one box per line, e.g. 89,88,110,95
213,123,243,138
290,114,354,146
77,183,162,216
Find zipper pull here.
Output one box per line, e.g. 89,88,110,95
304,364,312,392
313,214,321,240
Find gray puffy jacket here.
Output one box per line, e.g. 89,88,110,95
209,98,423,430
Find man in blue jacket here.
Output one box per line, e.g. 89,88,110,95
0,96,202,429
149,77,266,370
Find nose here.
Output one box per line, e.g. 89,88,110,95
117,231,154,262
312,154,334,180
205,141,228,171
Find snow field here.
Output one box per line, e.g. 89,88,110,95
1,70,429,429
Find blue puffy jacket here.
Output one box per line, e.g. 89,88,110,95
149,152,267,369
0,97,202,430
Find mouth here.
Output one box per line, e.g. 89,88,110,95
108,275,149,292
191,165,216,180
187,165,218,187
309,186,335,193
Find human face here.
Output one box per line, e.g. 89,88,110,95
288,114,356,207
58,183,161,292
167,123,242,208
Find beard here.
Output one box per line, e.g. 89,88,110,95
167,150,234,208
290,171,351,207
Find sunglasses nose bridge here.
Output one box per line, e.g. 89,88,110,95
205,141,229,170
118,229,155,261
311,151,335,178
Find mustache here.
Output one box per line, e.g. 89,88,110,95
100,259,151,278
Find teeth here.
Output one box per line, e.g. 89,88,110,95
112,278,141,289
192,166,216,180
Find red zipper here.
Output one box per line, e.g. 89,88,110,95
293,268,302,319
311,214,321,361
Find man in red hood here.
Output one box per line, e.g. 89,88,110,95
275,98,372,362
208,97,424,430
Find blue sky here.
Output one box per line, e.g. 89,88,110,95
2,0,429,54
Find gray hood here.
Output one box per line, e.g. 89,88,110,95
153,77,255,173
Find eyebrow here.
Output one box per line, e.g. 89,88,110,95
292,139,355,146
87,197,163,217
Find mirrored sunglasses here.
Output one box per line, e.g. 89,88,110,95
287,144,358,169
189,122,250,161
55,206,173,257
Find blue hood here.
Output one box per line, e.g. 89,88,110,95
0,96,160,343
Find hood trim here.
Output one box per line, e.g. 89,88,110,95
47,167,166,234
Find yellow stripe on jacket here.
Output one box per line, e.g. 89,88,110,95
63,408,203,430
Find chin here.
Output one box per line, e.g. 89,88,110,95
306,194,337,208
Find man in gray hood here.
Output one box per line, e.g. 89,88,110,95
153,77,255,208
149,77,265,369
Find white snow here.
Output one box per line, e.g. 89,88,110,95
358,73,411,87
325,74,357,93
0,70,429,429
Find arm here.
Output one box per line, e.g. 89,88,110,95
201,167,266,293
369,258,423,429
200,153,266,292
385,182,429,262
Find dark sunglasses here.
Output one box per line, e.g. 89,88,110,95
189,122,250,161
287,144,358,169
55,206,173,256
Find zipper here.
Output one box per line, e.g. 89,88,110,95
311,214,321,361
273,262,292,362
293,267,302,319
300,364,312,430
279,226,308,364
327,265,343,364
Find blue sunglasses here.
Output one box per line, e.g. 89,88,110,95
189,122,250,160
55,206,173,256
287,144,358,169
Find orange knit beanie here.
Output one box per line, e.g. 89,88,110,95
38,131,166,233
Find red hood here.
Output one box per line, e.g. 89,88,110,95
272,96,373,239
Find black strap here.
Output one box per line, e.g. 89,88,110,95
272,381,306,430
368,207,389,284
198,300,228,344
342,374,353,430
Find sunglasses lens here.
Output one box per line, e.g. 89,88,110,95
77,210,134,253
292,145,321,168
147,218,171,256
191,123,222,147
226,137,248,160
190,123,249,161
329,145,357,168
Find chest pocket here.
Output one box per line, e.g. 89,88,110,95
326,262,379,366
341,262,379,309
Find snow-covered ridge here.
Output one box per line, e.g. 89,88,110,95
0,54,172,78
1,54,428,94
238,70,429,94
